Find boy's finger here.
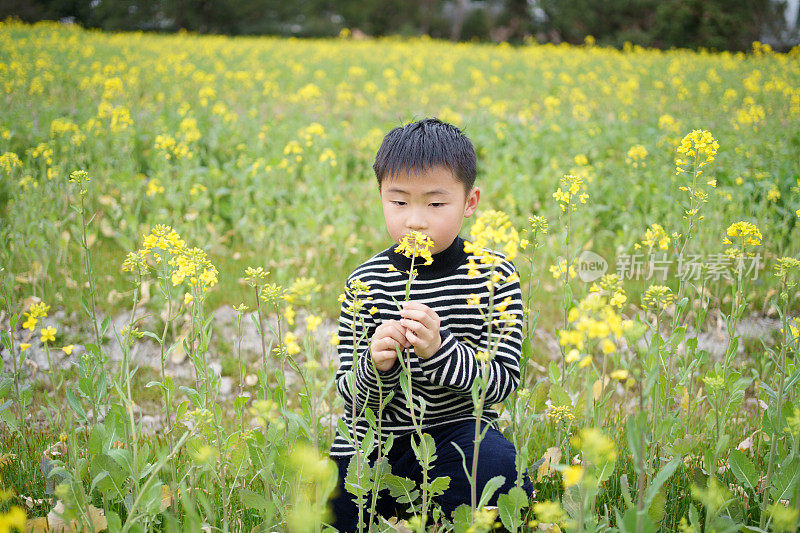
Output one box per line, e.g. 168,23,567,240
380,335,407,351
384,323,412,347
400,317,426,334
400,309,437,329
401,301,431,313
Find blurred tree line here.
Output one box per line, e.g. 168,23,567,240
1,0,794,51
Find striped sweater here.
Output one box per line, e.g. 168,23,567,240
329,235,524,458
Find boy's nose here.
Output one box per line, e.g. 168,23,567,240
406,210,427,230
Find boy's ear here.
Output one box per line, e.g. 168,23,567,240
464,187,480,217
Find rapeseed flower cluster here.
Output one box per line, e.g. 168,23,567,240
21,301,49,331
553,174,589,212
340,278,372,317
559,292,627,361
634,223,671,251
588,273,628,309
395,230,434,266
124,225,218,298
547,405,575,423
675,129,719,173
462,212,521,299
723,221,762,258
626,144,648,167
0,151,22,173
774,257,800,283
549,257,578,280
154,133,192,161
244,266,269,287
642,284,674,309
68,169,91,197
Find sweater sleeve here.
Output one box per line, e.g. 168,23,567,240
334,278,402,415
418,269,523,405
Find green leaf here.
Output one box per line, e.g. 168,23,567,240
478,474,505,509
520,338,533,362
65,389,87,420
100,315,111,337
411,433,436,468
728,449,757,489
497,486,528,531
549,382,571,408
644,458,679,508
452,504,472,533
0,404,17,430
239,488,269,510
0,331,11,351
0,375,12,398
423,475,450,497
769,456,799,501
529,380,549,413
383,473,419,504
620,473,634,509
622,507,656,533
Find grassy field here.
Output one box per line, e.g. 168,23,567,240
1,19,800,532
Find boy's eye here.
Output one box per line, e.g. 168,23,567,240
430,203,445,208
392,200,406,206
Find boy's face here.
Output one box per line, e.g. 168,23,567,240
379,166,480,255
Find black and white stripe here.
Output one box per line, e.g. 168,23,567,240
330,236,524,458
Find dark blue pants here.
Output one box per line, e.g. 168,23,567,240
329,420,534,532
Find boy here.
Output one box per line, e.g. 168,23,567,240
330,118,533,531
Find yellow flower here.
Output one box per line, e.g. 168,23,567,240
20,343,30,352
565,349,580,363
467,210,521,263
368,306,378,315
642,285,674,308
284,332,301,355
22,315,37,331
610,369,629,380
553,174,589,212
40,326,56,343
676,129,719,172
61,345,74,355
495,296,512,313
725,221,762,246
285,305,296,326
476,350,491,362
306,314,323,331
28,302,50,318
146,178,165,196
547,405,575,423
601,338,615,354
610,291,627,308
640,223,670,251
563,465,583,487
395,230,434,265
533,501,565,525
329,333,340,346
550,258,577,280
579,355,592,368
467,294,480,306
184,293,193,305
626,144,648,166
0,506,27,532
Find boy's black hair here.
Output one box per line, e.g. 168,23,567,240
373,118,477,192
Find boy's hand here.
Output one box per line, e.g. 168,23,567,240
400,301,442,359
370,320,411,372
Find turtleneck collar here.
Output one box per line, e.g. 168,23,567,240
385,235,467,280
